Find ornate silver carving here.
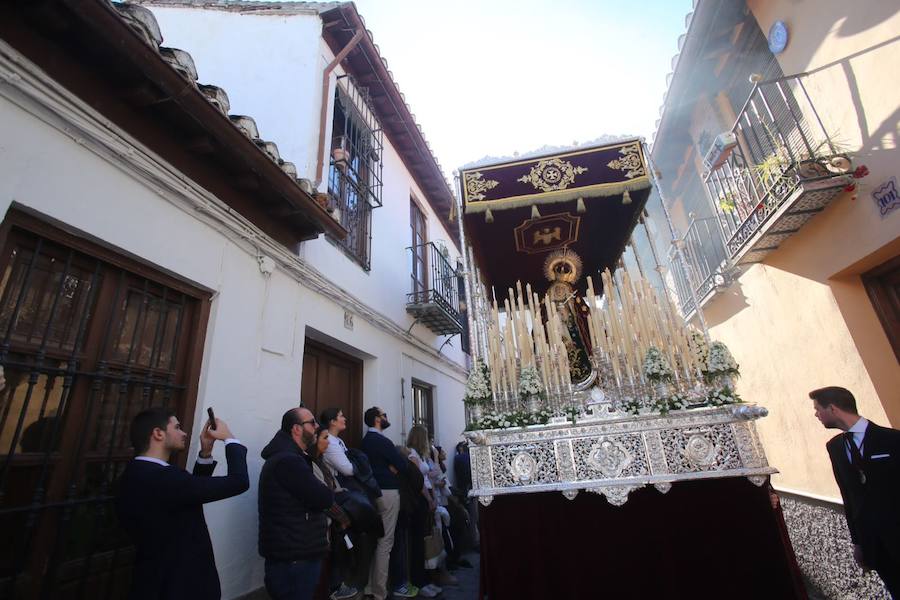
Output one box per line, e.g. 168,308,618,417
683,433,718,467
468,404,776,506
654,482,672,494
562,489,579,500
585,438,633,478
510,451,538,483
574,434,646,480
478,495,494,506
747,475,767,487
587,485,643,506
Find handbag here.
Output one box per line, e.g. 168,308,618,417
423,522,444,561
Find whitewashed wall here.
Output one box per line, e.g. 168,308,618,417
0,35,466,599
146,7,466,348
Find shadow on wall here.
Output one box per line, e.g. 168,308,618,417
701,276,751,329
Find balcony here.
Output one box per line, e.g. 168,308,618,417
406,242,463,336
704,74,854,265
668,217,730,317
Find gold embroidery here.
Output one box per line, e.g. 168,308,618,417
606,143,646,179
533,227,561,246
516,158,587,193
464,171,500,201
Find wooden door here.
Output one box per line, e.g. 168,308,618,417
863,253,900,362
301,339,363,448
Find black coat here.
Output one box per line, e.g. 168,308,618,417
116,443,250,600
258,430,334,561
827,422,900,568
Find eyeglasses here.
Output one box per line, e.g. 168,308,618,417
379,413,388,419
300,419,318,427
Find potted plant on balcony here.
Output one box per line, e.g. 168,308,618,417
463,360,492,421
332,136,350,172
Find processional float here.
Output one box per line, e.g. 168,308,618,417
455,139,776,507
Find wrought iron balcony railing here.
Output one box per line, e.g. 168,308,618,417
704,74,854,264
406,242,463,336
668,217,730,317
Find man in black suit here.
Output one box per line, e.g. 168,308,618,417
811,386,900,596
117,406,249,600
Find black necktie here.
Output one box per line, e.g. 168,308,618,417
845,431,866,484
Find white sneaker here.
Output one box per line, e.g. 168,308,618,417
417,585,438,598
422,584,442,596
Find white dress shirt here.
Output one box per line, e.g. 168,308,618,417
845,417,869,461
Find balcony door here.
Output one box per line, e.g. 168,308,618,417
410,200,428,303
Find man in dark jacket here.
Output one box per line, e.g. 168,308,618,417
360,406,408,600
117,406,249,600
811,386,900,596
259,407,334,600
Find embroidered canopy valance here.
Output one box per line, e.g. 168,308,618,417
461,140,650,214
460,139,652,297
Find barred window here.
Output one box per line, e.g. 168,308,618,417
327,75,384,270
0,211,208,599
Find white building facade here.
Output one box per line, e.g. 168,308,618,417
0,2,467,598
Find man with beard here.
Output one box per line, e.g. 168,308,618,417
810,386,900,597
258,407,334,600
361,407,408,600
116,407,249,600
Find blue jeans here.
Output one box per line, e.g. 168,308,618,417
264,558,322,600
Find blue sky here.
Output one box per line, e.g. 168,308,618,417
351,0,694,175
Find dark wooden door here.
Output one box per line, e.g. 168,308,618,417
301,339,363,448
863,253,900,362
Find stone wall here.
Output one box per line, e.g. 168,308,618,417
780,493,888,599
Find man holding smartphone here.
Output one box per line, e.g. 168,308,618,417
117,406,249,600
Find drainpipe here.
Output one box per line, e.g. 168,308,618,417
315,28,365,189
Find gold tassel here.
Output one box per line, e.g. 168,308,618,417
622,190,632,205
449,201,457,223
531,205,541,218
576,197,586,213
485,208,494,223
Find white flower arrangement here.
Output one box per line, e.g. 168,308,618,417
466,407,555,431
643,347,674,382
706,341,739,377
706,385,742,406
687,330,709,366
463,360,493,406
518,366,544,399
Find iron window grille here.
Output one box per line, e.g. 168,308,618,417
0,214,207,599
327,75,384,271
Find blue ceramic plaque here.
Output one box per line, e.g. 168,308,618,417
769,20,789,54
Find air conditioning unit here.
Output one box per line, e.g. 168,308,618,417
703,132,738,171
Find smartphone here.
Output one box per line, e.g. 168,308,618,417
207,407,217,430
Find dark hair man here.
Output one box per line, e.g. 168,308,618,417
360,406,409,600
258,406,334,600
810,386,900,596
116,406,249,600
